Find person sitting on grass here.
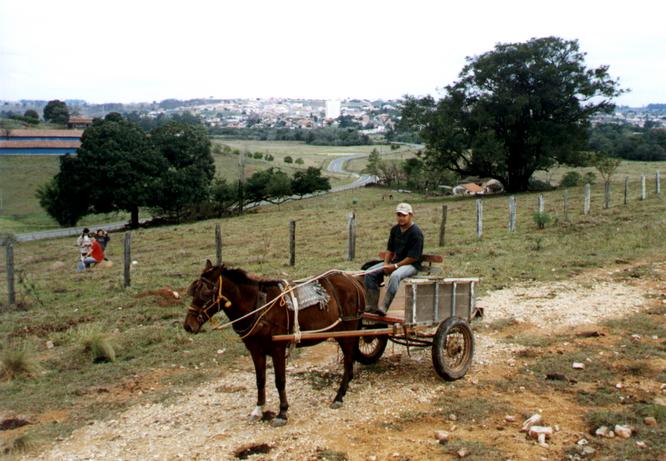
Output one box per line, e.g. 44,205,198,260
77,237,105,272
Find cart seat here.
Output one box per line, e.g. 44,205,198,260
378,252,443,275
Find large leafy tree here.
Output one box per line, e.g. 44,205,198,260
291,167,331,197
38,113,167,227
43,99,70,124
402,37,624,192
150,122,215,219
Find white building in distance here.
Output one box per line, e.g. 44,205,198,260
325,100,341,119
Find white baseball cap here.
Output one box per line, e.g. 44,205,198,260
395,203,413,215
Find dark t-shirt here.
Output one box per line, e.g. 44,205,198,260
387,223,424,270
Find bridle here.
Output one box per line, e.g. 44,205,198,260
187,275,233,325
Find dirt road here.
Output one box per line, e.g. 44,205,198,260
19,261,666,460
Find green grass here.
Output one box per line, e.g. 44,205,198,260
0,181,665,452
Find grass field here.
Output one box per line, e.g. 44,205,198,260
0,180,665,455
1,140,397,235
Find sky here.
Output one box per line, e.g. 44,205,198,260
0,0,664,106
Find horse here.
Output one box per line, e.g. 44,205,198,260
183,260,366,426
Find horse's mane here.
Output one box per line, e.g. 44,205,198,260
220,266,283,288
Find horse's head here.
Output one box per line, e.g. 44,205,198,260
183,260,233,334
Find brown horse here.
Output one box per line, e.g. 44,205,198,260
183,260,365,426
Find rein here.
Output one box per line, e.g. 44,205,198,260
210,268,373,334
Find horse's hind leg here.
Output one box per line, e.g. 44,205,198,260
249,346,266,420
331,338,355,409
271,345,289,427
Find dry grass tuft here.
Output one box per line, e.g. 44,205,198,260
0,346,40,381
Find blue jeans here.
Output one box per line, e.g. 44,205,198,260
77,257,97,272
364,262,418,310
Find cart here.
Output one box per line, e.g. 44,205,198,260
354,275,480,380
272,266,480,381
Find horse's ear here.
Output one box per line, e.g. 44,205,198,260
205,259,213,270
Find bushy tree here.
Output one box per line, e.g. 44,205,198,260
38,113,167,226
401,37,624,192
43,100,70,124
150,122,214,219
292,167,331,197
244,168,292,205
23,110,39,121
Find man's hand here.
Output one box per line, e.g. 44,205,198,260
382,263,397,274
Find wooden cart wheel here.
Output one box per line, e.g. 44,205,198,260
354,334,388,365
432,317,474,380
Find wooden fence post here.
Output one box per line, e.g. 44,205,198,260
624,177,629,205
438,205,448,246
289,220,296,266
538,194,544,213
508,196,516,232
347,212,356,261
5,241,15,306
657,170,661,194
640,175,646,200
584,183,591,215
123,232,132,288
215,224,222,266
476,199,483,239
563,190,569,221
603,182,611,209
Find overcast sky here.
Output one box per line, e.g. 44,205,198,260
0,0,663,106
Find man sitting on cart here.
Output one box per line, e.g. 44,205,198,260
365,202,424,316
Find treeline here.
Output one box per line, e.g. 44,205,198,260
209,127,371,146
38,113,331,228
124,111,204,131
589,123,666,161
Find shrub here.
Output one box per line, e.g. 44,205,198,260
253,152,263,159
584,172,596,185
559,171,582,188
532,211,552,229
0,347,40,380
284,156,293,163
528,178,554,191
295,158,304,165
265,154,274,161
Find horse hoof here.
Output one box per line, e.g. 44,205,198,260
330,401,343,409
271,417,288,427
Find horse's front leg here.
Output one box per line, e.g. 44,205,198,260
270,345,289,427
248,345,266,420
331,338,355,409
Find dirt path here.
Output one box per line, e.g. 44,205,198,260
20,262,665,460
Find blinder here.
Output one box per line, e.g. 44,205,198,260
188,275,233,324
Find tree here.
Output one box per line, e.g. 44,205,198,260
210,178,238,216
364,148,381,176
402,37,624,192
244,168,292,205
594,154,622,185
43,100,70,124
38,113,167,227
150,122,215,220
291,167,331,197
23,110,39,121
